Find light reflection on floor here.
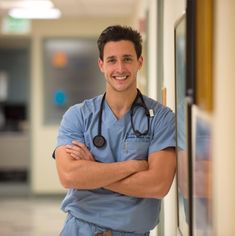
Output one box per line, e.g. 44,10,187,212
0,196,66,236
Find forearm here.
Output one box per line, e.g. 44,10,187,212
105,169,165,199
55,147,148,189
64,160,145,189
105,149,176,199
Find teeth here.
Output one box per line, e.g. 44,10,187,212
114,76,127,80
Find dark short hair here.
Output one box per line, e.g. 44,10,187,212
97,25,143,60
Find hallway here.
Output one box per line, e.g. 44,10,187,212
0,195,65,236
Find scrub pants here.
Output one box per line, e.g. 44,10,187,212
60,213,150,236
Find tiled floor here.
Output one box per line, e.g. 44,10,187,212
0,195,66,236
0,184,157,236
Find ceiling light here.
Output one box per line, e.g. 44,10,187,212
0,0,54,9
9,8,61,19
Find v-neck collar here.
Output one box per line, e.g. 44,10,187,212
104,100,130,125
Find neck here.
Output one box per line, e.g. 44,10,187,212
105,89,137,119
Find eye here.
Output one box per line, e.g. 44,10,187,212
107,58,116,64
123,57,132,63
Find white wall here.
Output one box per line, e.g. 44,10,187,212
147,0,157,100
162,0,186,235
213,0,235,234
30,17,132,193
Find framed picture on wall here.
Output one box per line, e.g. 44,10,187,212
191,106,213,235
191,1,214,234
195,0,213,111
174,13,192,236
175,0,213,235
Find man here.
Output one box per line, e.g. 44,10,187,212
54,25,176,236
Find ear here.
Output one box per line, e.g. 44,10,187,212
138,56,143,70
98,58,104,72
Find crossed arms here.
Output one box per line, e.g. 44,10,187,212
55,141,176,199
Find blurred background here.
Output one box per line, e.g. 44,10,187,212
0,0,234,235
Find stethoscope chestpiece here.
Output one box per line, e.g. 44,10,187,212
93,135,106,148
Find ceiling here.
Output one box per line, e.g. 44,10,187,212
0,0,138,48
0,0,138,18
52,0,137,18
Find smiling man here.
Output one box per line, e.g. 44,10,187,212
54,25,176,236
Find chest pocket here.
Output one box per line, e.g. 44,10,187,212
122,134,151,161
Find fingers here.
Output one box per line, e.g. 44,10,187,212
65,141,95,161
65,144,85,160
65,145,85,160
72,141,94,161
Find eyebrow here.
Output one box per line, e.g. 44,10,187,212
123,54,133,58
106,56,116,60
106,54,134,60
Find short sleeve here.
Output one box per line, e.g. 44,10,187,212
149,107,176,154
56,104,85,147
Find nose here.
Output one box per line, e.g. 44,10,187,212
116,60,125,72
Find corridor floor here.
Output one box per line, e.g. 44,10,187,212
0,196,66,236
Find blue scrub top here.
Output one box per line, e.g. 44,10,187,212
56,94,176,234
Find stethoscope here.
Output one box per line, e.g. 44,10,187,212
93,89,151,148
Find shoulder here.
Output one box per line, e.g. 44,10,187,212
143,95,173,114
59,95,103,130
82,95,103,111
143,95,175,127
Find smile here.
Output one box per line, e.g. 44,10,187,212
113,75,128,80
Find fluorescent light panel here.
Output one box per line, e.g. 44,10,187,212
9,8,61,19
2,0,61,19
0,0,54,9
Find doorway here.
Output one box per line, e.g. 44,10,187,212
0,37,31,196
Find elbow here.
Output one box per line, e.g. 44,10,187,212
151,182,173,199
151,189,168,199
56,157,84,189
58,170,95,189
152,171,176,199
56,162,74,189
58,172,73,189
158,185,171,199
59,172,83,189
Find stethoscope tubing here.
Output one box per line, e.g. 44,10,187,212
93,89,150,148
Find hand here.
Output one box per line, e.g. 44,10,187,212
65,141,95,161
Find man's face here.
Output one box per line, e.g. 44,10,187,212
98,40,143,93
